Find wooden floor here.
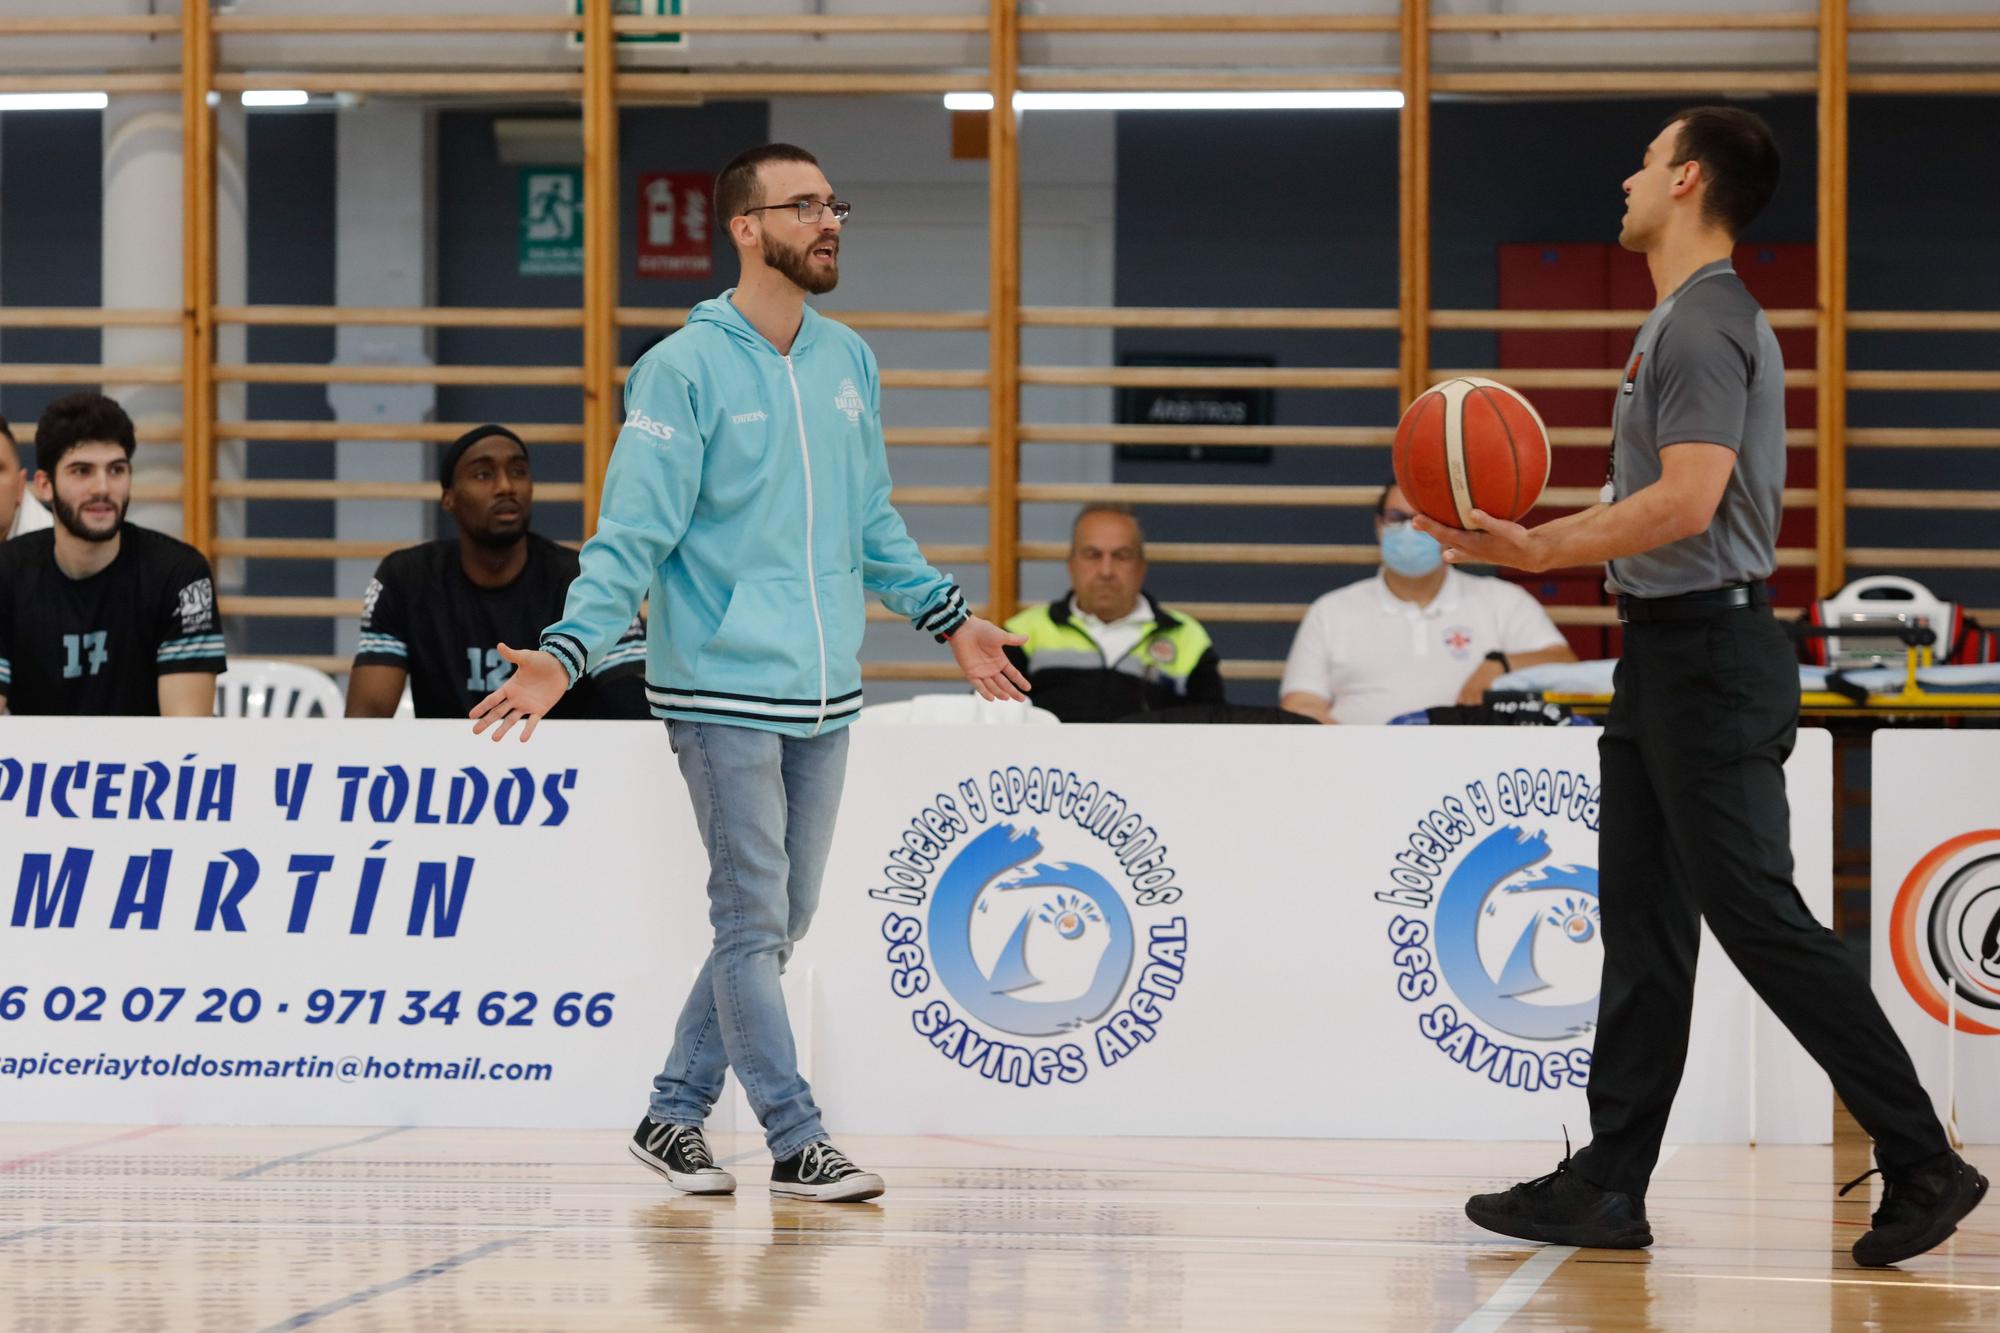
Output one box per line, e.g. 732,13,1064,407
0,1122,1994,1331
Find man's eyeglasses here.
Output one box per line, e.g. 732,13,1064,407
741,198,852,226
1379,507,1418,526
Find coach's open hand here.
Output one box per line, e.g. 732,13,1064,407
948,616,1033,703
1413,510,1547,574
469,642,568,742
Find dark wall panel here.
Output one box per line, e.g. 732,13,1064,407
0,110,104,454
241,109,340,655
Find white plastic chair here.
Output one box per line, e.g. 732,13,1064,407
855,692,1062,726
214,660,345,719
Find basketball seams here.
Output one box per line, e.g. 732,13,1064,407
1472,383,1522,521
1437,379,1477,527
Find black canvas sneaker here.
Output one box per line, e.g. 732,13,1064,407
769,1140,885,1203
1465,1146,1652,1249
1843,1151,1989,1267
628,1117,736,1195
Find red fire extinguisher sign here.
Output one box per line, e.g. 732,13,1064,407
636,172,714,279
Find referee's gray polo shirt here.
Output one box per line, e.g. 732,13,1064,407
1606,258,1786,598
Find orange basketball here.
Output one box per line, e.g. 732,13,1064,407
1391,377,1552,528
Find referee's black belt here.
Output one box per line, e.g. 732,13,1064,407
1616,581,1767,623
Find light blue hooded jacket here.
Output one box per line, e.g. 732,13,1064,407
539,293,967,736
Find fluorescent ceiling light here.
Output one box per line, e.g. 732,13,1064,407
0,92,110,112
242,90,310,108
944,91,1404,113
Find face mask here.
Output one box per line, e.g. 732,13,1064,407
1381,522,1443,578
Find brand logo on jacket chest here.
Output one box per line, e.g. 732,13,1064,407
833,378,864,424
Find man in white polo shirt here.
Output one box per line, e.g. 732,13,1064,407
1279,481,1576,723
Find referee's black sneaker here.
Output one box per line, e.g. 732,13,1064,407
628,1116,736,1195
1465,1151,1652,1250
1843,1151,1989,1267
769,1140,885,1203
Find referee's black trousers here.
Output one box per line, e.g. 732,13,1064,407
1571,605,1950,1199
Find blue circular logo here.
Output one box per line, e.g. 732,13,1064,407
928,825,1136,1037
1434,827,1601,1041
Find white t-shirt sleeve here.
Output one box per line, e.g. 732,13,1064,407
1494,581,1569,655
1281,598,1338,700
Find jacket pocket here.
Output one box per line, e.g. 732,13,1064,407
694,576,816,690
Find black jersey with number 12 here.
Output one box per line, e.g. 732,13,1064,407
353,535,648,720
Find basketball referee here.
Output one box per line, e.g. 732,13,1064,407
1417,107,1986,1266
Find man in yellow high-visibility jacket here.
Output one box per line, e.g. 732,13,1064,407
1003,504,1224,723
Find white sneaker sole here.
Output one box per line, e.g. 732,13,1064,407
627,1139,737,1195
769,1171,886,1203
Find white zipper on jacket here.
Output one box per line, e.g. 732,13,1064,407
783,354,830,734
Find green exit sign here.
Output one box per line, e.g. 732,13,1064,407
575,0,686,47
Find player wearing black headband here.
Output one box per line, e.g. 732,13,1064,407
344,424,648,719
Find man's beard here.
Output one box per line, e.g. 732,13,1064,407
50,491,125,543
464,519,527,552
762,231,839,295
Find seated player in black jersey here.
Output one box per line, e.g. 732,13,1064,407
0,392,225,716
344,423,648,719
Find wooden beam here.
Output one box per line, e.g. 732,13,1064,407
1021,307,1399,330
1433,71,1819,94
182,0,216,558
1021,424,1396,447
1399,0,1431,410
0,15,179,34
213,73,586,96
1020,367,1399,390
213,305,586,328
618,307,987,331
987,0,1022,623
0,309,181,328
1432,12,1817,31
1817,0,1850,597
214,421,585,444
582,0,617,538
1020,15,1400,33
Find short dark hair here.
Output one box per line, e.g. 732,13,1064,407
1071,502,1144,552
35,392,136,474
440,423,525,490
714,143,820,233
0,415,16,464
1662,106,1781,238
1375,480,1397,518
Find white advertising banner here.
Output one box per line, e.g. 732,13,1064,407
1871,731,2000,1143
814,724,1832,1145
2,720,1833,1143
0,719,695,1129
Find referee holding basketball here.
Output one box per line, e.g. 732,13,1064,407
1417,107,1986,1265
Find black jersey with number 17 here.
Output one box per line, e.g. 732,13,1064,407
0,524,227,716
353,535,648,720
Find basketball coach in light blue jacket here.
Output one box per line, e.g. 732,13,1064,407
471,144,1031,1203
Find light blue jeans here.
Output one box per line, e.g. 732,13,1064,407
649,719,847,1159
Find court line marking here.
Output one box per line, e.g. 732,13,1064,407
1451,1144,1678,1332
1674,1271,2000,1293
229,1126,410,1180
1452,1245,1579,1333
0,1124,171,1174
252,1233,537,1332
0,1224,64,1246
